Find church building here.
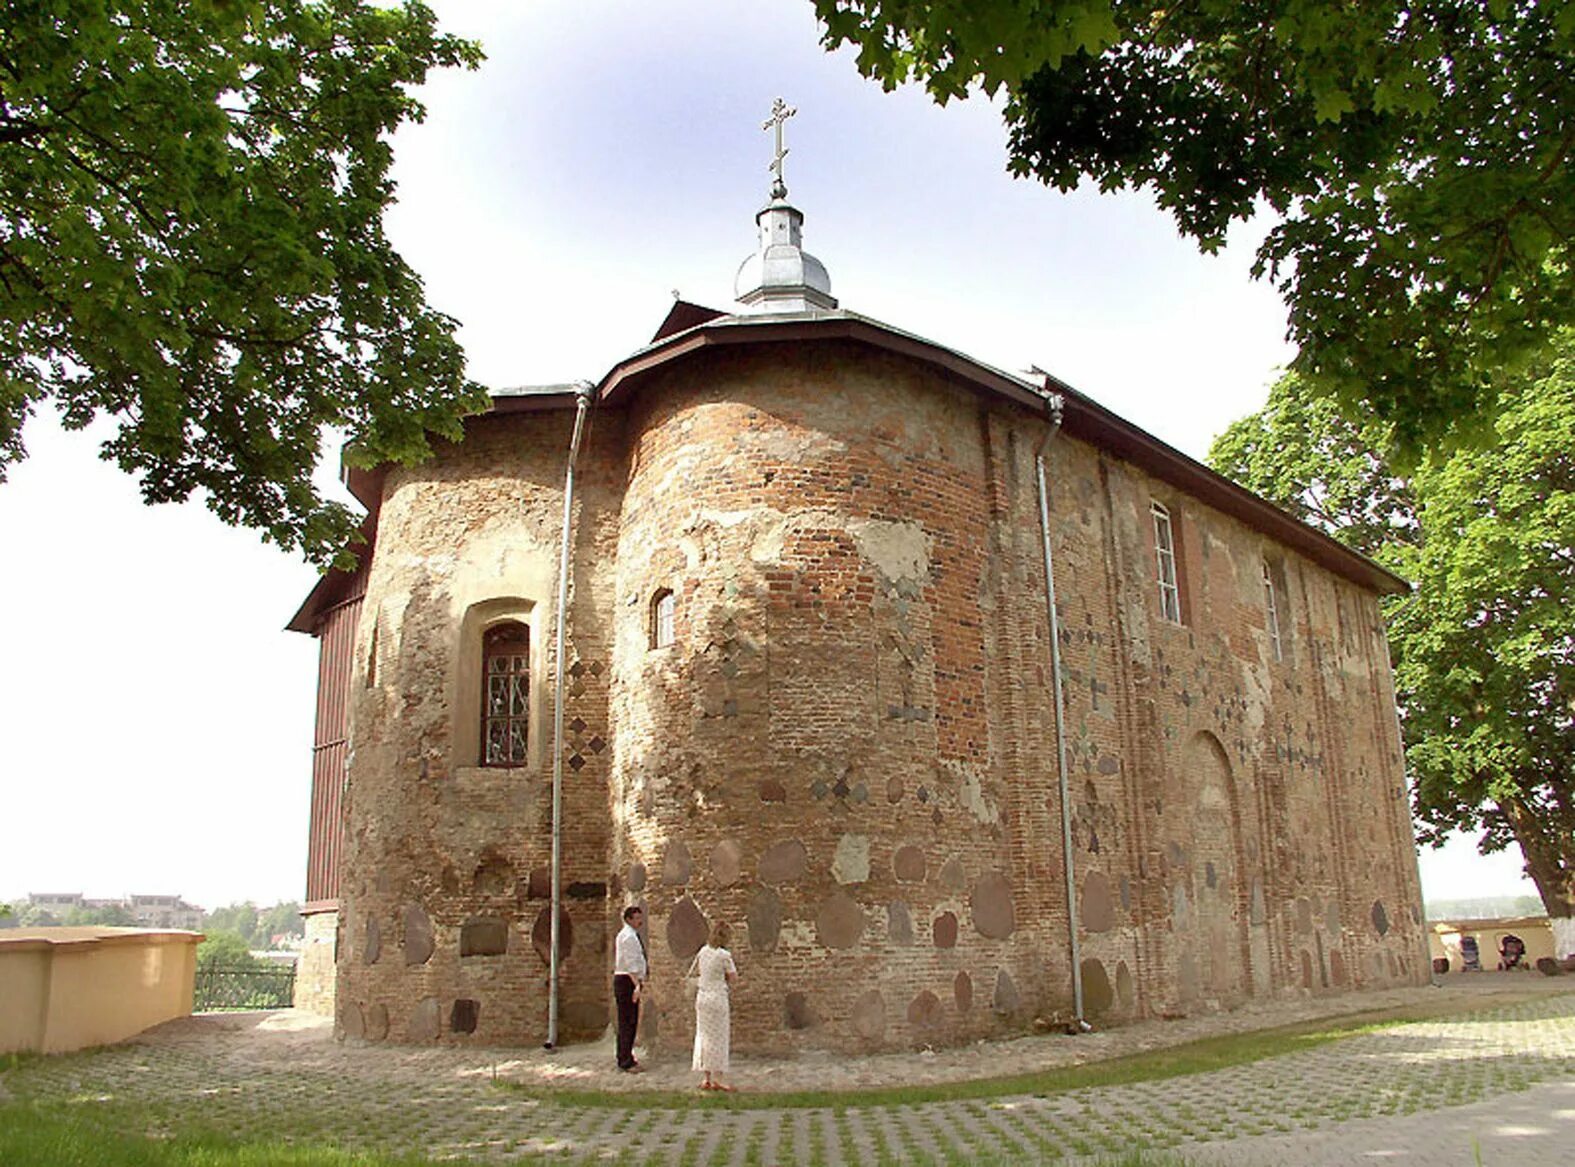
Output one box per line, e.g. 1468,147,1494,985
290,109,1428,1052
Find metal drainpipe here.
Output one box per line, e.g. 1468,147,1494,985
546,382,594,1051
1034,390,1089,1032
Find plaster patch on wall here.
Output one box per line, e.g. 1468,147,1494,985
848,517,931,584
951,764,1000,825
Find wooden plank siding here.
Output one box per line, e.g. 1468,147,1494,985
304,569,366,907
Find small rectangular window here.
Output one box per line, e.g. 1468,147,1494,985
482,622,529,767
651,589,676,649
1263,560,1283,661
1151,502,1181,623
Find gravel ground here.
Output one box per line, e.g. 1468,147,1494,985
5,975,1573,1165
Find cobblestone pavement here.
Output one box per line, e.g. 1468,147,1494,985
4,978,1573,1165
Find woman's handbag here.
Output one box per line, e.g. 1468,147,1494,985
684,953,701,1003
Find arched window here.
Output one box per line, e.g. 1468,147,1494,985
482,622,530,767
650,588,675,649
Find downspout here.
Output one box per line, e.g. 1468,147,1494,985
546,381,594,1051
1034,390,1089,1032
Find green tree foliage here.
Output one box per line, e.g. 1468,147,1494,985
1210,340,1575,921
61,902,135,926
1,1,488,564
815,1,1575,455
204,902,261,947
196,930,259,969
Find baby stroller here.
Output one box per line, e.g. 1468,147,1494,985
1498,934,1526,970
1459,935,1483,971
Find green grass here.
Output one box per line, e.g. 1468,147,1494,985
0,1103,472,1166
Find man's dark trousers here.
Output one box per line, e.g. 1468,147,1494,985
613,974,639,1069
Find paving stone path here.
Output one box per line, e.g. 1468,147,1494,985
6,981,1574,1165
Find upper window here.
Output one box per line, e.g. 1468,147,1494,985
650,588,675,649
1262,560,1283,661
482,622,530,767
1151,502,1182,623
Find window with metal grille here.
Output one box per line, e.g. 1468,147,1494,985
1263,560,1283,661
1151,502,1181,623
482,622,529,767
650,588,675,649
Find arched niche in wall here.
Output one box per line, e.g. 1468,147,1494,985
1172,730,1254,1004
453,597,540,771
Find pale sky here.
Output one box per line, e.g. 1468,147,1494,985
0,0,1535,911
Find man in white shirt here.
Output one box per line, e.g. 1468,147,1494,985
612,904,648,1071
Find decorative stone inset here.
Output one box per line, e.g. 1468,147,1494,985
783,992,818,1030
363,916,381,966
971,871,1016,939
407,997,441,1042
530,907,573,964
1116,960,1134,1008
886,778,904,803
461,917,509,957
668,896,709,960
759,778,787,802
932,911,958,949
893,845,926,882
953,971,973,1013
747,887,781,953
1081,871,1114,933
403,904,434,965
887,901,914,947
341,1001,365,1040
993,969,1020,1015
662,841,693,887
907,990,942,1028
365,1002,390,1041
852,990,886,1040
832,834,870,884
760,839,808,884
450,999,479,1034
627,862,647,892
1371,900,1389,936
1081,958,1114,1016
711,839,744,887
815,892,865,949
1172,885,1190,930
939,856,966,892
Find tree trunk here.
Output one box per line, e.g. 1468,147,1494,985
1498,798,1575,927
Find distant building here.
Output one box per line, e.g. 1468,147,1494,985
25,892,203,930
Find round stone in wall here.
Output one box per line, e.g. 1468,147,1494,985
711,839,744,887
747,887,782,953
1371,900,1389,936
971,871,1016,939
340,1001,365,1040
1116,960,1134,1008
832,834,870,884
759,839,808,885
403,903,434,965
852,990,886,1040
527,866,551,900
627,862,647,892
933,910,958,949
815,891,866,949
893,845,926,883
1081,871,1114,933
530,907,573,964
993,970,1020,1015
907,990,942,1028
362,916,381,966
887,901,914,947
954,971,973,1013
939,856,966,892
365,1002,390,1041
1081,958,1114,1016
407,996,441,1043
461,917,510,957
668,895,710,960
886,777,904,804
759,778,787,802
662,841,693,887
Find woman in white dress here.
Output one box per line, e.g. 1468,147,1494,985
689,920,739,1091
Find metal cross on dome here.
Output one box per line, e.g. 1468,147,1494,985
763,96,796,199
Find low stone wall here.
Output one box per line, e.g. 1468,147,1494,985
0,926,200,1054
294,907,338,1016
1429,916,1558,971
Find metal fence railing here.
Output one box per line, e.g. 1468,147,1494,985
194,963,296,1011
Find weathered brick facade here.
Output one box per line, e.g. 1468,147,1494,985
301,309,1427,1054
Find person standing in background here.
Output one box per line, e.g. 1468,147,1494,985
612,905,647,1072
